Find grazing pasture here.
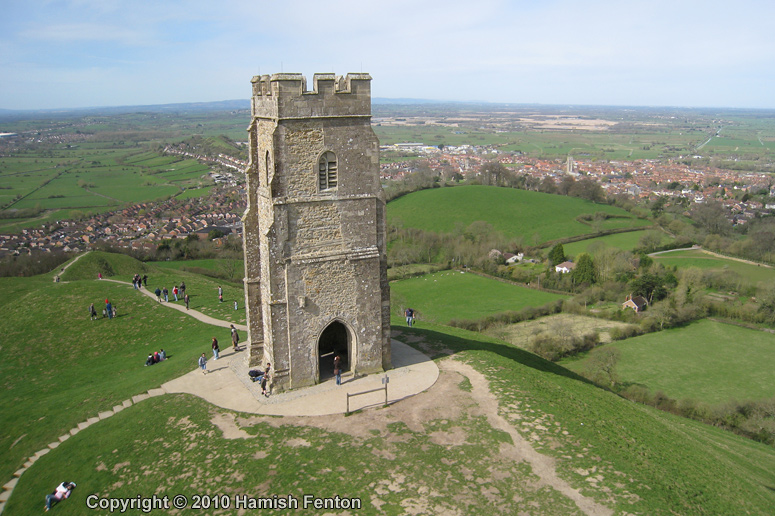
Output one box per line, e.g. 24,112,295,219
387,186,650,244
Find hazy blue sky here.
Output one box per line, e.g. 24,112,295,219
2,0,774,110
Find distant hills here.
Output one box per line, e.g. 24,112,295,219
0,97,482,120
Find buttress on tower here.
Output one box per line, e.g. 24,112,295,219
242,73,391,392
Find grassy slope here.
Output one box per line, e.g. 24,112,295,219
0,252,245,483
561,319,775,404
562,230,672,257
387,185,650,243
390,270,566,323
64,251,246,324
5,319,775,515
653,249,775,284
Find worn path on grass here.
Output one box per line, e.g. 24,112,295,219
102,278,247,331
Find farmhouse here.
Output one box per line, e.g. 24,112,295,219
622,294,648,312
555,261,576,274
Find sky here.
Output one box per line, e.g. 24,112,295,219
2,0,775,110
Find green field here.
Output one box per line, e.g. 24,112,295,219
0,134,222,232
4,305,775,515
561,319,775,404
563,230,671,257
653,248,775,283
390,270,567,324
151,257,244,281
387,186,650,244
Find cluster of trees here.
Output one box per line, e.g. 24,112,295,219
0,249,72,277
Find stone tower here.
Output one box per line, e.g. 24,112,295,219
242,73,391,392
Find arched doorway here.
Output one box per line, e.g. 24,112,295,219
318,320,350,382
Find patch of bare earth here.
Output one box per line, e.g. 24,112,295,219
225,335,615,515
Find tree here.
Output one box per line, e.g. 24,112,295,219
572,253,597,285
650,196,668,217
480,162,513,187
569,178,606,203
691,200,731,235
208,228,225,240
548,243,566,266
637,231,663,253
585,347,621,388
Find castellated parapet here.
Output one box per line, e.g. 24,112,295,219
250,73,372,119
242,73,391,392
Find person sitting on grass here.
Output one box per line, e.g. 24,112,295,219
145,354,155,366
45,481,75,512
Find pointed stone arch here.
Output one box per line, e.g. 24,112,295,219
317,319,351,382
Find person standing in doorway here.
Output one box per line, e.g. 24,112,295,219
333,355,342,386
211,337,219,360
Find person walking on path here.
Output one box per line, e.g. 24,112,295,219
184,293,190,310
405,307,415,327
333,355,342,386
98,272,102,280
173,286,179,302
162,287,169,302
218,285,223,303
231,325,240,351
45,481,75,512
179,281,185,295
198,353,207,374
142,274,148,287
155,288,162,302
211,337,220,360
89,303,97,321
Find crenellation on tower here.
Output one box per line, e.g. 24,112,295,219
250,73,372,120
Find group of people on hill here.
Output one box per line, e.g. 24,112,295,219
144,349,166,366
88,300,116,320
153,281,188,307
131,274,148,289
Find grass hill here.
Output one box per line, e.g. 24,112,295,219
63,251,245,324
3,252,775,515
390,270,566,324
562,229,673,257
386,185,651,244
560,318,775,404
653,248,775,284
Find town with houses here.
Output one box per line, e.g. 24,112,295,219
1,137,774,258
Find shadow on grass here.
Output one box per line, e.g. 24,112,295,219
392,324,598,387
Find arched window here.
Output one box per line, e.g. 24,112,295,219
318,151,337,191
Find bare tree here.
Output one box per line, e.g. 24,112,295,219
585,347,621,388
